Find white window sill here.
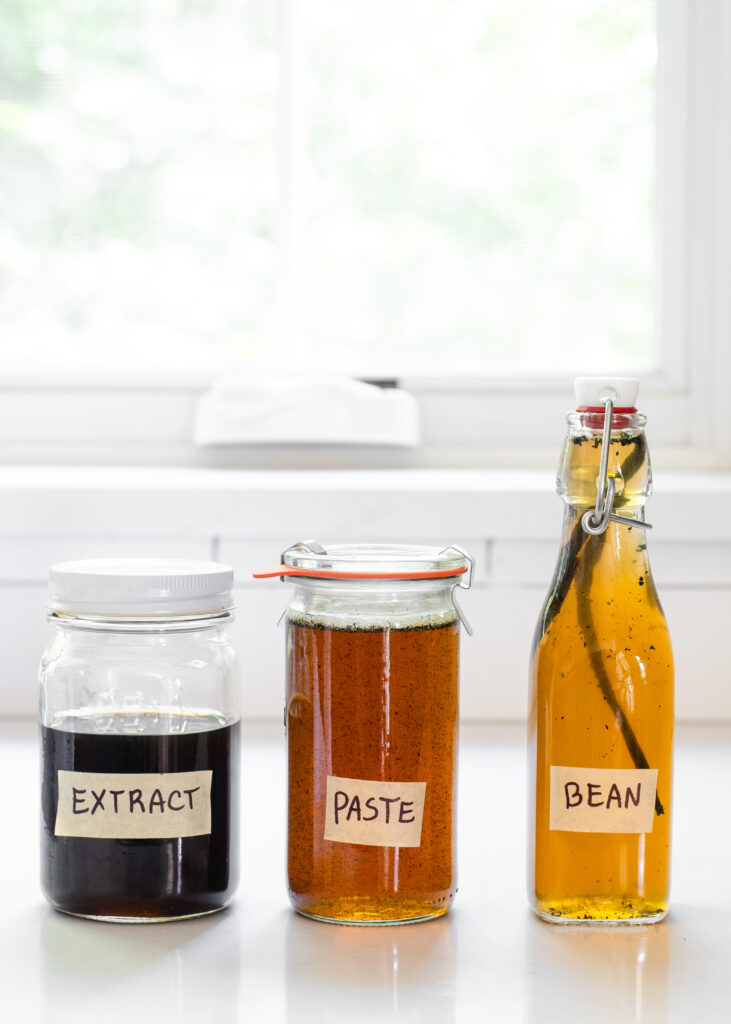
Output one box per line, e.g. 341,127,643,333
0,464,729,543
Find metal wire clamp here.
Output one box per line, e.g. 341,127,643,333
580,397,653,535
439,544,474,636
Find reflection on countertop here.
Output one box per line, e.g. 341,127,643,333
39,907,241,1023
525,919,669,1024
285,912,457,1022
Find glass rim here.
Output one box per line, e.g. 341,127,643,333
47,608,235,630
567,409,647,430
254,543,471,582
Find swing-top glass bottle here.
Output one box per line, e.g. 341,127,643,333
529,377,674,924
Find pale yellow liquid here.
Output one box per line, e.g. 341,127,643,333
529,427,673,923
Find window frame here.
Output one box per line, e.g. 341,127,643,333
0,0,728,471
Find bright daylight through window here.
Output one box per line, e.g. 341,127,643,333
0,0,655,376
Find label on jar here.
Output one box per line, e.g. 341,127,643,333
54,770,212,839
549,766,658,833
324,775,427,847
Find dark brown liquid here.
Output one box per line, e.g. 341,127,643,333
287,616,459,923
41,712,239,920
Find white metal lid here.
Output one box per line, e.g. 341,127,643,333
574,376,640,408
48,558,235,616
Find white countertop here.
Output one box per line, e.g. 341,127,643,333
2,721,730,1023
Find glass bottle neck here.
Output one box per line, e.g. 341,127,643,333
557,409,651,514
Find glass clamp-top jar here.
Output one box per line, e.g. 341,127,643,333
255,542,473,926
40,559,240,923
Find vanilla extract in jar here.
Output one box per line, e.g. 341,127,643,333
255,543,472,926
40,560,240,922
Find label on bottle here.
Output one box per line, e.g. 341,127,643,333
324,775,427,847
54,770,212,839
549,766,658,833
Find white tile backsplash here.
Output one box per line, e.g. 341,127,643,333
7,577,730,721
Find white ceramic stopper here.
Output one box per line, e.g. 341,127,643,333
573,376,639,408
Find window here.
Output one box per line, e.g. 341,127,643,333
0,1,277,374
0,1,728,466
302,0,655,375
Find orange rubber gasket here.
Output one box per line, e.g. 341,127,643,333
253,565,468,581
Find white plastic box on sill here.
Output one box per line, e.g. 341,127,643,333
193,375,420,447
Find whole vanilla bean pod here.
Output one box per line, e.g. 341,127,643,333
539,519,589,638
540,435,646,637
576,530,664,817
539,435,664,815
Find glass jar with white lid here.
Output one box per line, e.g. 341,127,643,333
39,558,240,922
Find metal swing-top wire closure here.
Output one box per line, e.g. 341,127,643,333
580,396,653,536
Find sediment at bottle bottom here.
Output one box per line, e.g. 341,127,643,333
290,891,454,925
533,895,667,924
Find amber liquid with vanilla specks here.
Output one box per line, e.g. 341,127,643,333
286,614,459,924
529,411,673,922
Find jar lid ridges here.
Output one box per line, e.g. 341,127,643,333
48,558,234,616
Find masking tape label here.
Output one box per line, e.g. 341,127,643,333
324,775,427,847
549,766,658,833
54,770,212,839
